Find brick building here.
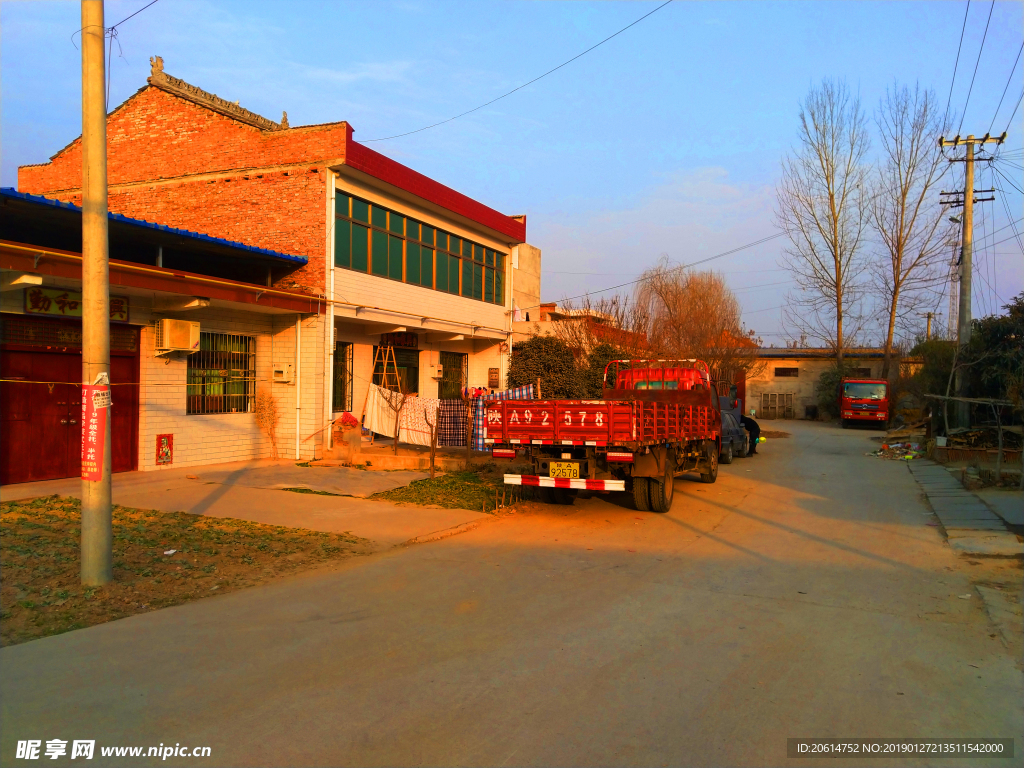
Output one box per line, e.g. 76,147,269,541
7,56,541,478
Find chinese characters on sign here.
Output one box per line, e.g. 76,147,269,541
81,384,110,481
380,332,418,349
25,288,129,322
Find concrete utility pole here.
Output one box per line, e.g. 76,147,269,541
81,0,113,586
919,312,934,341
938,131,1005,428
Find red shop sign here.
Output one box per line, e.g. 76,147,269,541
81,384,110,481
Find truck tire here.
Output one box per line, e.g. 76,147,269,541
650,463,675,513
539,487,557,504
632,477,651,511
553,487,577,505
720,442,734,464
700,440,719,484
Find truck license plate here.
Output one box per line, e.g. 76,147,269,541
549,462,579,479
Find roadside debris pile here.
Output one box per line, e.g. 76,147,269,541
867,441,925,460
943,427,1023,452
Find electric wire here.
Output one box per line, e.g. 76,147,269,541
945,0,972,119
957,0,995,136
991,163,1023,194
362,0,673,142
1002,88,1024,135
992,171,1024,254
987,41,1023,134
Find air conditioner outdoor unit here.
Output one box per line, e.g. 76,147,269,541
155,318,200,355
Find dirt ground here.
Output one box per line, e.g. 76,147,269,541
370,462,534,512
0,495,373,646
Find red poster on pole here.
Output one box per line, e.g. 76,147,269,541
81,384,110,481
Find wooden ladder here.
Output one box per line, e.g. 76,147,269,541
372,345,402,394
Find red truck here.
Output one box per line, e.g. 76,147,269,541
839,377,889,428
486,359,722,512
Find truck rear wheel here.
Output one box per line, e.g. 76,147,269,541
700,441,719,484
632,477,651,511
650,464,675,513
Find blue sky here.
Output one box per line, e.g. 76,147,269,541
2,0,1022,344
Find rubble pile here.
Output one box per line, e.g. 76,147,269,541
867,441,925,460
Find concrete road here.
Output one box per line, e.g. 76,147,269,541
2,420,1021,767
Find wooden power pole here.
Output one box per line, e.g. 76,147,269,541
81,0,113,586
938,131,1004,428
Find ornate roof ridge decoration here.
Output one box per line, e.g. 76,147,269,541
147,56,288,132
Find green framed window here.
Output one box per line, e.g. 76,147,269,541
333,341,353,411
334,219,352,268
388,235,403,281
436,251,448,292
335,192,506,304
388,212,405,235
407,241,421,285
472,262,483,300
461,258,473,298
371,230,388,276
420,248,433,288
352,223,369,271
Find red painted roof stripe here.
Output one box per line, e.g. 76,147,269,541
344,134,526,243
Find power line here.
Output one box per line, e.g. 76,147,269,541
1003,88,1024,135
988,41,1023,134
991,164,1023,194
945,0,972,119
957,0,995,135
520,230,786,313
362,0,673,142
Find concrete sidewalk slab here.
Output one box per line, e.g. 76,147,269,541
908,460,1021,557
948,532,1023,557
0,459,426,502
1,460,487,549
977,487,1024,526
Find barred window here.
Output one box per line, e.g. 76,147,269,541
187,332,255,415
333,341,354,411
774,367,799,378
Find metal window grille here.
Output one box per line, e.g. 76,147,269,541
438,351,468,399
774,367,799,378
186,332,256,415
333,341,353,411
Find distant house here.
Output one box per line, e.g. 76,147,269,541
744,348,921,420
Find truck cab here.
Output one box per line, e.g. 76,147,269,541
839,378,889,428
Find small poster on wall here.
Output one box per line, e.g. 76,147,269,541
488,368,500,390
156,434,173,465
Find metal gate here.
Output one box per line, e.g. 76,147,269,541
761,392,794,419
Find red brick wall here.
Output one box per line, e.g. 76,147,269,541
17,83,527,292
19,87,343,292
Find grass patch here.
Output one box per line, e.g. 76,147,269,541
370,466,509,513
281,487,344,496
0,495,371,647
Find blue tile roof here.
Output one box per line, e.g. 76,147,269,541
1,187,307,265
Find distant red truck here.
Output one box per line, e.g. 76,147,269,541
486,360,722,513
839,378,889,428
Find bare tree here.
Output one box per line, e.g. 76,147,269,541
871,82,951,378
634,259,766,383
551,294,653,360
776,79,871,365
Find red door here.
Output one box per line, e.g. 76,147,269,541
1,351,79,483
1,349,138,485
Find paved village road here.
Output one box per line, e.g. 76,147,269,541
2,420,1021,767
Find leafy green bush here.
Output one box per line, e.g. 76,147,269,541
582,343,622,398
815,362,855,419
507,335,583,398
